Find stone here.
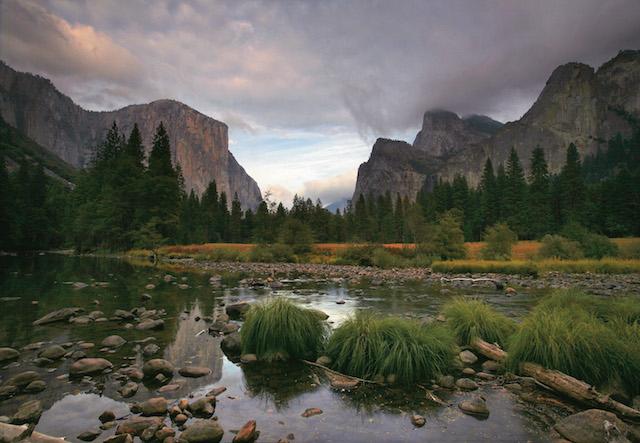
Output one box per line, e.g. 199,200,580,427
481,360,501,373
0,385,18,400
315,356,331,366
240,354,257,364
233,420,257,443
301,408,323,418
143,359,174,378
207,386,227,397
113,309,134,320
458,396,490,417
459,350,478,365
437,375,455,389
143,343,160,356
77,429,101,441
101,335,126,348
179,366,212,378
164,274,176,282
462,367,476,376
118,382,138,398
0,347,19,362
505,287,517,295
455,378,479,390
33,307,83,325
475,372,496,381
554,409,629,443
410,415,426,427
221,332,241,356
222,322,240,334
138,397,168,416
145,284,156,290
24,380,47,393
73,282,88,290
70,351,87,360
158,383,181,393
104,435,133,443
179,419,224,443
38,345,66,360
188,397,215,417
141,293,152,301
155,427,175,441
70,358,113,376
174,414,188,425
5,371,40,388
99,410,116,423
121,367,144,381
11,400,43,424
115,416,163,437
225,302,251,319
136,319,164,330
69,316,93,325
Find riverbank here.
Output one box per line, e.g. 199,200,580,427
166,257,640,296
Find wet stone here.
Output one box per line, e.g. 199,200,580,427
455,378,479,390
458,396,490,417
11,400,43,424
99,410,116,423
24,380,47,393
101,335,126,348
77,429,101,441
179,366,212,378
459,350,478,365
0,347,19,363
301,408,323,418
142,359,174,378
70,358,113,376
233,420,258,443
410,415,426,427
179,419,224,443
118,382,138,398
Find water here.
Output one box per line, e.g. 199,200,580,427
0,255,555,442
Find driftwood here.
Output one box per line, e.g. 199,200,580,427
302,360,380,385
440,277,504,290
417,384,451,406
470,338,640,422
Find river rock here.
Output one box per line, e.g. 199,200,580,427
554,409,629,443
120,367,144,381
458,396,490,417
115,416,163,436
24,380,46,393
136,319,164,330
240,354,257,364
221,332,241,356
301,408,323,418
99,410,116,423
188,397,215,417
0,348,19,363
462,367,476,376
142,359,174,378
138,397,168,416
77,429,101,441
11,400,42,424
455,378,479,390
174,414,188,425
118,382,138,398
410,415,426,427
5,371,40,388
207,386,227,397
481,360,501,373
459,350,478,365
179,366,211,378
316,356,331,366
179,419,224,443
104,435,133,443
101,335,126,348
225,302,251,319
70,358,113,376
33,307,82,325
233,420,257,443
143,343,160,356
164,274,176,282
0,385,17,400
39,345,66,360
155,427,175,441
437,375,455,389
113,310,134,320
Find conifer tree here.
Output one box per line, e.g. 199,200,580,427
479,158,498,229
527,146,552,237
559,143,585,224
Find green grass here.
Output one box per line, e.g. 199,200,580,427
240,297,328,361
431,260,539,276
325,313,455,384
442,298,516,347
431,258,640,275
508,290,640,396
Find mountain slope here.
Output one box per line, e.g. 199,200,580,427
0,61,262,209
354,50,640,200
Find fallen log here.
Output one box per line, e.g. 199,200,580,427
440,277,504,289
470,338,640,423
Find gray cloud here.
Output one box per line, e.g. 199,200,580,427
2,0,640,139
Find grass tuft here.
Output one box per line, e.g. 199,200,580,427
240,297,328,361
325,313,455,384
442,298,516,347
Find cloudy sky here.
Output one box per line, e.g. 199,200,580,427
2,0,640,205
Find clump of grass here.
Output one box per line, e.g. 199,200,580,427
535,289,640,324
442,298,516,347
240,298,328,361
325,313,455,384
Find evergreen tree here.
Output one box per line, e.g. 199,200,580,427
479,158,498,229
559,143,585,224
0,155,13,250
527,147,552,238
504,148,527,235
229,195,243,242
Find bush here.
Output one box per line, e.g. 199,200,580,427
278,219,314,254
538,234,583,259
250,243,296,263
481,223,517,260
442,298,516,347
326,313,455,384
240,298,328,361
561,223,618,259
334,244,379,266
421,210,466,260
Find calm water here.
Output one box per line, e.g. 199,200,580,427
0,255,554,442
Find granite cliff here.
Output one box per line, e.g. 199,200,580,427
0,62,262,209
354,50,640,201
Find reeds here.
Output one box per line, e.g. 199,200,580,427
442,298,516,347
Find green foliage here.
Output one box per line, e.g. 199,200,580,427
240,298,327,361
561,222,618,259
249,243,296,263
538,234,583,259
278,218,314,254
442,298,516,346
335,244,379,266
422,210,466,260
326,313,455,383
480,223,517,260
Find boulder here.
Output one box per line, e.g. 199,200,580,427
233,420,258,443
118,382,138,398
459,350,478,365
179,420,224,443
136,319,164,330
4,371,40,388
115,416,163,437
138,397,168,416
188,397,215,417
0,347,19,363
24,380,47,393
481,360,501,373
33,307,82,325
99,410,116,423
70,358,113,376
179,366,212,378
315,356,331,366
553,409,629,443
11,400,42,424
221,332,241,356
39,345,66,360
0,385,18,400
458,396,490,417
77,429,101,441
101,335,126,348
455,378,479,390
142,359,174,378
104,434,133,443
225,302,251,319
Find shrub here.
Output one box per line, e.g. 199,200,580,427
334,244,379,266
538,234,583,259
421,210,466,260
240,298,328,361
278,219,314,254
442,298,516,347
326,313,455,384
480,223,517,260
250,243,296,263
561,223,618,259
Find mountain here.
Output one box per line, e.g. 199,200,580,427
353,50,640,201
325,197,350,213
0,61,262,209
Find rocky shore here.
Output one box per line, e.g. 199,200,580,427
168,258,640,296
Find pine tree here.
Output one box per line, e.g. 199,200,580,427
148,122,174,178
124,123,145,169
504,148,527,235
0,155,13,250
229,195,243,242
479,158,498,229
527,147,552,238
559,143,585,224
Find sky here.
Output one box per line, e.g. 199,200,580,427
1,0,640,205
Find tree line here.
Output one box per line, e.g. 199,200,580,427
0,117,638,253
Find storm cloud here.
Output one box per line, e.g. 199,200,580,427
1,0,640,202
